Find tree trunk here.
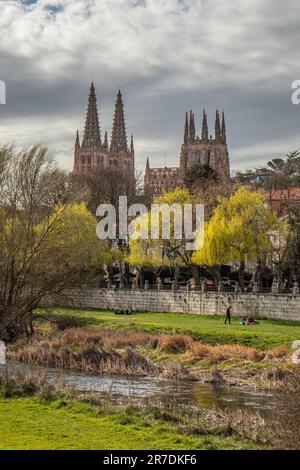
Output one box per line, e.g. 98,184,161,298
190,264,201,285
206,265,222,285
277,263,284,293
254,259,263,291
28,309,34,335
139,270,145,289
124,262,131,288
106,265,114,286
174,265,180,288
238,260,245,289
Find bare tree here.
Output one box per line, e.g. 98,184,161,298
75,167,145,287
0,145,102,340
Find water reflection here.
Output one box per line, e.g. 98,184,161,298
0,360,277,417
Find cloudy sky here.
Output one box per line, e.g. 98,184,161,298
0,0,299,174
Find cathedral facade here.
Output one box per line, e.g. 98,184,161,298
144,110,230,196
73,83,134,176
73,84,230,197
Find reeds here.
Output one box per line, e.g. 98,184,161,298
8,326,289,377
8,329,161,376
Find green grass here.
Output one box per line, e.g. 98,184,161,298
38,308,300,350
0,398,263,450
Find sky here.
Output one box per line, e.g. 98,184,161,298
0,0,300,175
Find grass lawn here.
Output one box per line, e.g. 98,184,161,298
39,308,300,350
0,398,263,450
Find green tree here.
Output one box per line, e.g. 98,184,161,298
0,145,106,340
192,187,285,288
127,188,202,286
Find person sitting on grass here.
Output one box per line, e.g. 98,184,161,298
114,309,125,315
239,316,259,325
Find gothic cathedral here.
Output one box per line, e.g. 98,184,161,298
73,83,135,177
73,84,230,196
144,110,230,196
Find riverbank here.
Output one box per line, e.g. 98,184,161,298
36,308,300,349
7,309,298,391
0,373,269,450
3,309,300,450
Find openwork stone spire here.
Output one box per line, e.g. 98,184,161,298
183,112,189,145
189,110,195,141
130,134,134,155
201,109,208,141
82,82,102,149
215,110,221,141
110,90,128,153
75,130,80,150
103,130,108,149
221,111,226,144
146,156,150,174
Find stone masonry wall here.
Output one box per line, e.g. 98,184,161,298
46,289,300,321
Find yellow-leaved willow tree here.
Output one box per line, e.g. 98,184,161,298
1,201,106,339
192,187,286,288
36,202,105,270
127,188,201,287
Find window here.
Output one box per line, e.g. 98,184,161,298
195,150,201,163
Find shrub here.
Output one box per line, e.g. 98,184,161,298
55,315,88,331
265,346,289,359
188,343,265,363
158,334,193,353
0,372,44,398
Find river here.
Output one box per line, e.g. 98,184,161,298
0,359,277,417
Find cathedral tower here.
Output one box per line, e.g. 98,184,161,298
179,109,230,181
73,84,134,176
145,109,230,197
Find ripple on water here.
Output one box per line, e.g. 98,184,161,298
0,359,277,418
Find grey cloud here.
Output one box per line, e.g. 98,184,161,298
0,0,299,175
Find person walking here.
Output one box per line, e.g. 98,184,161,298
225,305,232,324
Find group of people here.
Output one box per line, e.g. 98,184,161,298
240,316,259,325
224,306,259,325
114,308,134,315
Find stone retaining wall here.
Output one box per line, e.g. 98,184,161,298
45,289,300,321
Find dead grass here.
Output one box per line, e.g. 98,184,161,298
8,326,290,380
187,343,265,363
0,370,71,401
8,329,161,376
158,334,193,353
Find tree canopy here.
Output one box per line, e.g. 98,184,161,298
0,145,106,340
192,187,285,286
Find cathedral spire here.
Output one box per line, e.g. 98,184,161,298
215,110,221,141
146,157,150,174
130,134,134,155
103,130,108,149
110,89,128,153
201,109,208,141
189,110,195,141
221,111,226,144
82,82,102,149
75,130,80,150
183,112,189,145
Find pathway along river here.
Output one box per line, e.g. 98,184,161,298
1,359,277,418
